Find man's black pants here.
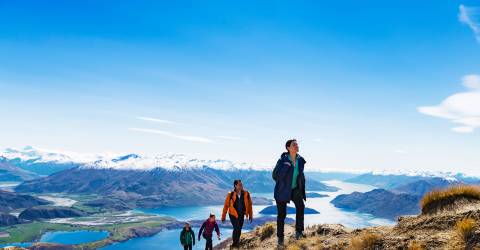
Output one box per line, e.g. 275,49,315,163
229,213,245,245
183,244,192,250
203,234,213,250
276,188,305,240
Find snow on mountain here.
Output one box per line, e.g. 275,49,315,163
1,146,270,172
1,146,102,164
369,169,459,182
85,153,269,171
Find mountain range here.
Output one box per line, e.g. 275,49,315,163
6,147,337,208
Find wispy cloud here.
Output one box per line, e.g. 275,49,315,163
216,136,245,141
129,128,213,143
418,74,480,133
459,4,480,43
394,149,408,154
136,116,176,124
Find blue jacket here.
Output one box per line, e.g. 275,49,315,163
272,152,306,202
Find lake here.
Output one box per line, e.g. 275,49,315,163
100,180,394,249
0,230,109,248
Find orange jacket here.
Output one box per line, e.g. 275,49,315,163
221,190,253,221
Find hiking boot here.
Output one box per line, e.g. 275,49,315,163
277,237,284,248
295,231,305,240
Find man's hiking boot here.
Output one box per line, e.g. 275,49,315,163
295,231,305,240
277,237,284,248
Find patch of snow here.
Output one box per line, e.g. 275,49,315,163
38,196,77,207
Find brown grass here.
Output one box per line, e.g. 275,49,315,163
259,223,275,241
407,240,424,250
420,185,480,214
349,232,381,250
287,239,309,250
455,218,476,242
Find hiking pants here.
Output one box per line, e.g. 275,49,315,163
229,213,245,245
203,234,213,250
276,187,305,240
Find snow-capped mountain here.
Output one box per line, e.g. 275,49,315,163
1,146,101,175
2,146,96,164
85,153,268,171
1,146,271,173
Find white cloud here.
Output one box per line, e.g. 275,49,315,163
137,116,175,124
462,74,480,89
129,128,213,143
217,136,245,141
459,5,480,43
418,74,480,133
452,126,474,133
394,149,408,154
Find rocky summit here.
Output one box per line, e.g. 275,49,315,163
214,185,480,250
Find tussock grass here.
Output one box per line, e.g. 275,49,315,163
259,222,275,241
420,185,480,214
407,240,424,250
286,240,309,250
349,232,380,250
455,218,476,242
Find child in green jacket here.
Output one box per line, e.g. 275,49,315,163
180,222,195,250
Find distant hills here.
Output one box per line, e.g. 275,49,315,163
331,177,467,219
0,157,38,182
0,190,49,213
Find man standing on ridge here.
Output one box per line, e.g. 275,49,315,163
221,179,253,249
272,139,306,247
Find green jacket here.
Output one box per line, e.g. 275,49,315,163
180,227,195,245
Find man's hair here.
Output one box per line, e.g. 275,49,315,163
209,213,215,218
285,139,297,150
233,179,242,188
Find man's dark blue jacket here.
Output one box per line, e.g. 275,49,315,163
272,152,306,202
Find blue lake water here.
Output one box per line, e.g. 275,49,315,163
100,227,233,250
40,230,109,245
0,230,108,248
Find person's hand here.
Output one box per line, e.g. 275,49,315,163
217,235,221,241
198,237,201,242
249,217,253,223
221,218,225,223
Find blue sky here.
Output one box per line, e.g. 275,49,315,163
1,0,479,173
